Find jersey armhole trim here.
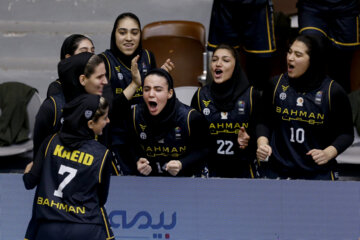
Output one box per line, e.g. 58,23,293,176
187,109,195,136
328,80,334,111
99,149,110,183
133,105,138,135
44,133,57,158
101,53,112,81
49,96,57,127
197,88,202,111
250,86,253,115
273,74,283,104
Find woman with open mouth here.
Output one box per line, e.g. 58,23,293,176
127,68,210,177
256,34,354,180
191,44,261,178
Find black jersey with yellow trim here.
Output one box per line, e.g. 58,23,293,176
34,134,112,227
269,73,336,173
195,85,257,177
101,49,152,105
132,102,194,176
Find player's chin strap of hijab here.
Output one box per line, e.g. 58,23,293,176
209,44,249,112
59,94,100,150
288,34,326,92
143,68,178,140
58,52,94,102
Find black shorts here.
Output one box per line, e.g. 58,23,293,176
207,0,276,57
35,221,114,240
298,0,360,50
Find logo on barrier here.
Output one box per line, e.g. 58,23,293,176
109,210,177,230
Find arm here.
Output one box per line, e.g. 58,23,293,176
256,80,276,161
33,99,56,159
307,82,354,165
23,134,54,189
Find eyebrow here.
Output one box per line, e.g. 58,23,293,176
118,27,140,31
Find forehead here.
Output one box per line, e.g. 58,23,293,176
117,17,140,29
144,74,168,87
213,48,234,58
291,40,309,53
77,39,93,47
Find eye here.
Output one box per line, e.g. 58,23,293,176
131,29,140,35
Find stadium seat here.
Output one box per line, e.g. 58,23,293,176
142,20,206,87
174,86,199,106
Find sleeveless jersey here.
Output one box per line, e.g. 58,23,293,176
132,102,194,176
49,92,66,133
34,134,111,228
101,49,152,105
195,85,256,177
270,73,335,173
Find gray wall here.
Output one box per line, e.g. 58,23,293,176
0,0,213,99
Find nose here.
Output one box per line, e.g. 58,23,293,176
148,89,155,97
102,76,108,85
287,52,294,61
125,32,132,41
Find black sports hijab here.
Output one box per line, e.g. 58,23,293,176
59,94,100,150
58,52,93,102
209,44,250,112
288,34,327,92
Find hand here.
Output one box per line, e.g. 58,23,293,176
131,55,141,87
165,160,182,176
161,58,175,72
137,158,152,175
237,127,250,149
307,146,337,165
24,161,33,174
256,144,272,162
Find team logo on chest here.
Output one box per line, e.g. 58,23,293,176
279,85,289,100
237,100,245,115
202,99,211,115
296,97,304,107
142,62,148,74
115,66,123,80
139,124,147,140
175,126,182,140
315,91,323,105
221,112,228,119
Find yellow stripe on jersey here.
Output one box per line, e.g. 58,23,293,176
50,96,57,127
273,74,283,104
187,109,195,136
101,53,112,81
328,80,334,111
45,133,57,157
299,27,360,46
99,149,109,183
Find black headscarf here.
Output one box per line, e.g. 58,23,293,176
58,52,93,102
59,94,100,150
60,34,93,60
142,68,178,140
209,44,250,111
288,34,327,92
110,12,143,68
